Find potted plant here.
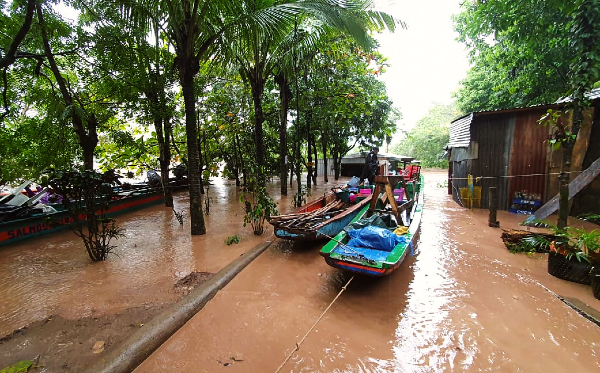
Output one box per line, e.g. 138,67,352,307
591,266,600,300
547,227,600,285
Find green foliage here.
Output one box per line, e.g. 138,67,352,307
41,169,125,261
537,109,577,150
507,235,552,254
0,360,33,373
225,235,241,245
240,171,278,235
293,185,309,208
454,0,600,113
305,35,398,165
578,213,600,225
393,103,458,168
548,224,600,263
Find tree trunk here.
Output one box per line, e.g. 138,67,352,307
557,108,583,229
306,109,312,189
333,146,340,180
275,72,290,195
155,116,173,207
250,79,266,171
181,66,206,235
321,130,328,183
311,132,318,185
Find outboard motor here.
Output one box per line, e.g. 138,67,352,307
147,170,162,188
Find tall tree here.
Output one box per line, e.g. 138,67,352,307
119,0,395,234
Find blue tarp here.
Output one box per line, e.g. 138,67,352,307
347,226,408,252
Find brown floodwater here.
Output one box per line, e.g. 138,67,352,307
0,176,344,338
133,171,599,372
2,171,600,372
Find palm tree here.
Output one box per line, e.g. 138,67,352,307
119,0,396,234
229,1,398,182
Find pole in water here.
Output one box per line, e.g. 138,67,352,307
488,186,499,228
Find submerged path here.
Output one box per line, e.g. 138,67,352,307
133,171,599,372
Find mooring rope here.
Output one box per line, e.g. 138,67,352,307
274,275,355,373
447,169,585,182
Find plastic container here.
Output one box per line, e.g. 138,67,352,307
393,188,404,201
347,176,361,188
355,194,368,203
460,186,482,209
336,190,350,202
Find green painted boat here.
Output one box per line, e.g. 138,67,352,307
320,175,424,276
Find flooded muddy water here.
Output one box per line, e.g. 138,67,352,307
0,176,344,338
134,171,599,372
2,171,599,372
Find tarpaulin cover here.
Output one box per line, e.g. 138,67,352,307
344,214,397,232
347,226,408,252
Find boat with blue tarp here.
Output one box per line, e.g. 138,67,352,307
320,174,424,276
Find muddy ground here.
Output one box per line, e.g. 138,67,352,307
0,272,212,372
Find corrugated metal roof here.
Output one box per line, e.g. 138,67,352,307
448,113,472,148
342,152,414,163
555,87,600,104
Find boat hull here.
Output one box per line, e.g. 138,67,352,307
0,190,165,247
320,176,424,276
273,193,373,241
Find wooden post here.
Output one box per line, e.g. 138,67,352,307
488,187,499,228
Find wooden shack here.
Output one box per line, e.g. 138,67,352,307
447,89,600,217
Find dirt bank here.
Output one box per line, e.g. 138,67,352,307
0,272,212,372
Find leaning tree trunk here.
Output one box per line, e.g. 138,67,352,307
38,4,97,169
180,65,206,235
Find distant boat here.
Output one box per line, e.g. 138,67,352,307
320,175,424,276
0,181,186,247
269,189,373,241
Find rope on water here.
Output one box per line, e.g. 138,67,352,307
274,275,355,373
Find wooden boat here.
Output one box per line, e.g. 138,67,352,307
0,184,183,247
320,175,424,276
269,190,373,241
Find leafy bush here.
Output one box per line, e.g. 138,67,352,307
225,235,241,245
42,169,124,261
239,172,278,235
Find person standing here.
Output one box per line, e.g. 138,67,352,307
360,147,379,184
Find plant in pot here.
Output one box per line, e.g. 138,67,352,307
547,227,600,285
591,266,600,300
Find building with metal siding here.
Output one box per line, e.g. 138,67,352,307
448,95,599,215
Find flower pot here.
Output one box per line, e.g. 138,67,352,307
592,274,600,300
547,251,592,285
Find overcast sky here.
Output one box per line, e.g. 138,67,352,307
374,1,471,133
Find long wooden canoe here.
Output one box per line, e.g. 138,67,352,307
0,187,174,247
269,191,373,241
